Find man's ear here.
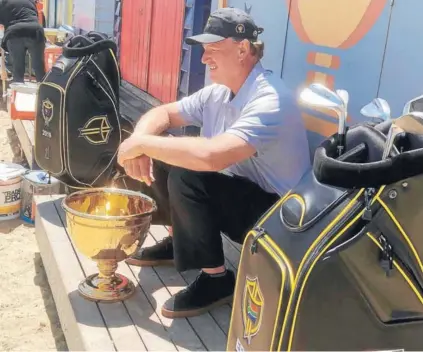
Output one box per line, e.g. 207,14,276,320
238,39,249,60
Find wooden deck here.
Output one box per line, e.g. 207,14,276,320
12,119,38,169
35,194,241,351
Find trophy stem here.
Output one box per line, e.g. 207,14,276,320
98,259,118,278
77,259,135,303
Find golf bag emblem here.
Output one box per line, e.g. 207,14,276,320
42,99,54,126
242,276,264,344
78,115,113,145
42,99,54,138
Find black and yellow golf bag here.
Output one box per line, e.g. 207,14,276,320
227,117,423,351
35,31,134,189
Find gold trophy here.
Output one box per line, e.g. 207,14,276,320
62,188,157,302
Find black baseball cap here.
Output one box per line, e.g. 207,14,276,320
185,7,263,45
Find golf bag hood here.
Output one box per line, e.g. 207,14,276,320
227,120,423,351
35,31,134,189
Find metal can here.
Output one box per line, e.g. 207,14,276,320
20,171,60,224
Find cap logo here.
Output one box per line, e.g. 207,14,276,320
236,24,245,34
253,30,258,37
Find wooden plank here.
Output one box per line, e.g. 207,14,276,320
128,235,206,351
35,192,241,351
12,118,38,169
148,225,231,350
34,195,115,351
53,195,203,351
23,120,35,145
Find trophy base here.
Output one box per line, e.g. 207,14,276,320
78,273,135,303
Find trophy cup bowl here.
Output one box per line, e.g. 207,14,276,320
62,188,157,303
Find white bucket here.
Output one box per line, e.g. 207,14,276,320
0,163,27,221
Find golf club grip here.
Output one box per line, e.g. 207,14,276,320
314,139,423,189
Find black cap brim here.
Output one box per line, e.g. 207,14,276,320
185,33,226,45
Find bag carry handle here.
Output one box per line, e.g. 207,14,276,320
62,31,117,58
313,129,423,189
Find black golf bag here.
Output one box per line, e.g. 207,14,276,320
35,31,134,188
227,116,423,351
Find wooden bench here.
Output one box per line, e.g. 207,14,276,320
35,194,241,351
12,119,37,169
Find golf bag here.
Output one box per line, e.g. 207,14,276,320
227,117,423,351
35,31,134,188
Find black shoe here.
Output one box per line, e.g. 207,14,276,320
126,236,174,267
161,269,235,318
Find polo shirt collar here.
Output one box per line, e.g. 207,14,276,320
224,61,265,109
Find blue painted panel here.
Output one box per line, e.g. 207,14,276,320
281,1,391,151
378,0,423,117
207,0,289,84
226,0,289,75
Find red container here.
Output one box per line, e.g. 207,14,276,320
7,83,38,121
44,45,63,72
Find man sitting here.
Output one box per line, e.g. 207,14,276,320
117,7,311,319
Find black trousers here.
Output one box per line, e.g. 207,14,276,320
128,161,279,272
7,36,46,82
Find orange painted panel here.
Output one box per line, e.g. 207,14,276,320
147,0,185,103
120,0,153,91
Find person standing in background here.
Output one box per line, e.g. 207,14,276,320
0,0,46,82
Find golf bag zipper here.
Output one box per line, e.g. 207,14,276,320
250,226,266,254
378,234,394,276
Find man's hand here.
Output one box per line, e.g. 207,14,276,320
117,136,143,166
122,155,155,186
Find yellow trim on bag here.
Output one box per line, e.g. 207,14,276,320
283,186,384,351
109,49,121,82
227,190,291,351
366,232,423,305
282,194,306,227
263,235,294,349
376,196,423,274
257,237,289,350
40,82,65,93
278,188,365,350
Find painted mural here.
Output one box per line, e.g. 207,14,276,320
209,0,423,151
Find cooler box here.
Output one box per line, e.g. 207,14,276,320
7,82,38,120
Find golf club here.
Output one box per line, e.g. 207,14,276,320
300,83,348,156
382,111,423,160
360,97,391,122
382,124,403,160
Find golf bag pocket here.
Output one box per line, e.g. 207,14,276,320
368,171,423,295
35,31,134,189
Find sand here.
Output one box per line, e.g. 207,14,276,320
0,108,68,351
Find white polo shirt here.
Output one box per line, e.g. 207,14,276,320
177,62,311,196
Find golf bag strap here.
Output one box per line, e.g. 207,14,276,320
63,32,117,58
314,124,423,188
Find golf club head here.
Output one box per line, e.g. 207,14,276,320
336,89,349,108
299,83,343,110
360,98,391,122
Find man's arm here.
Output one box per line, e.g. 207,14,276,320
133,102,188,136
132,84,214,137
132,133,256,171
122,92,282,171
